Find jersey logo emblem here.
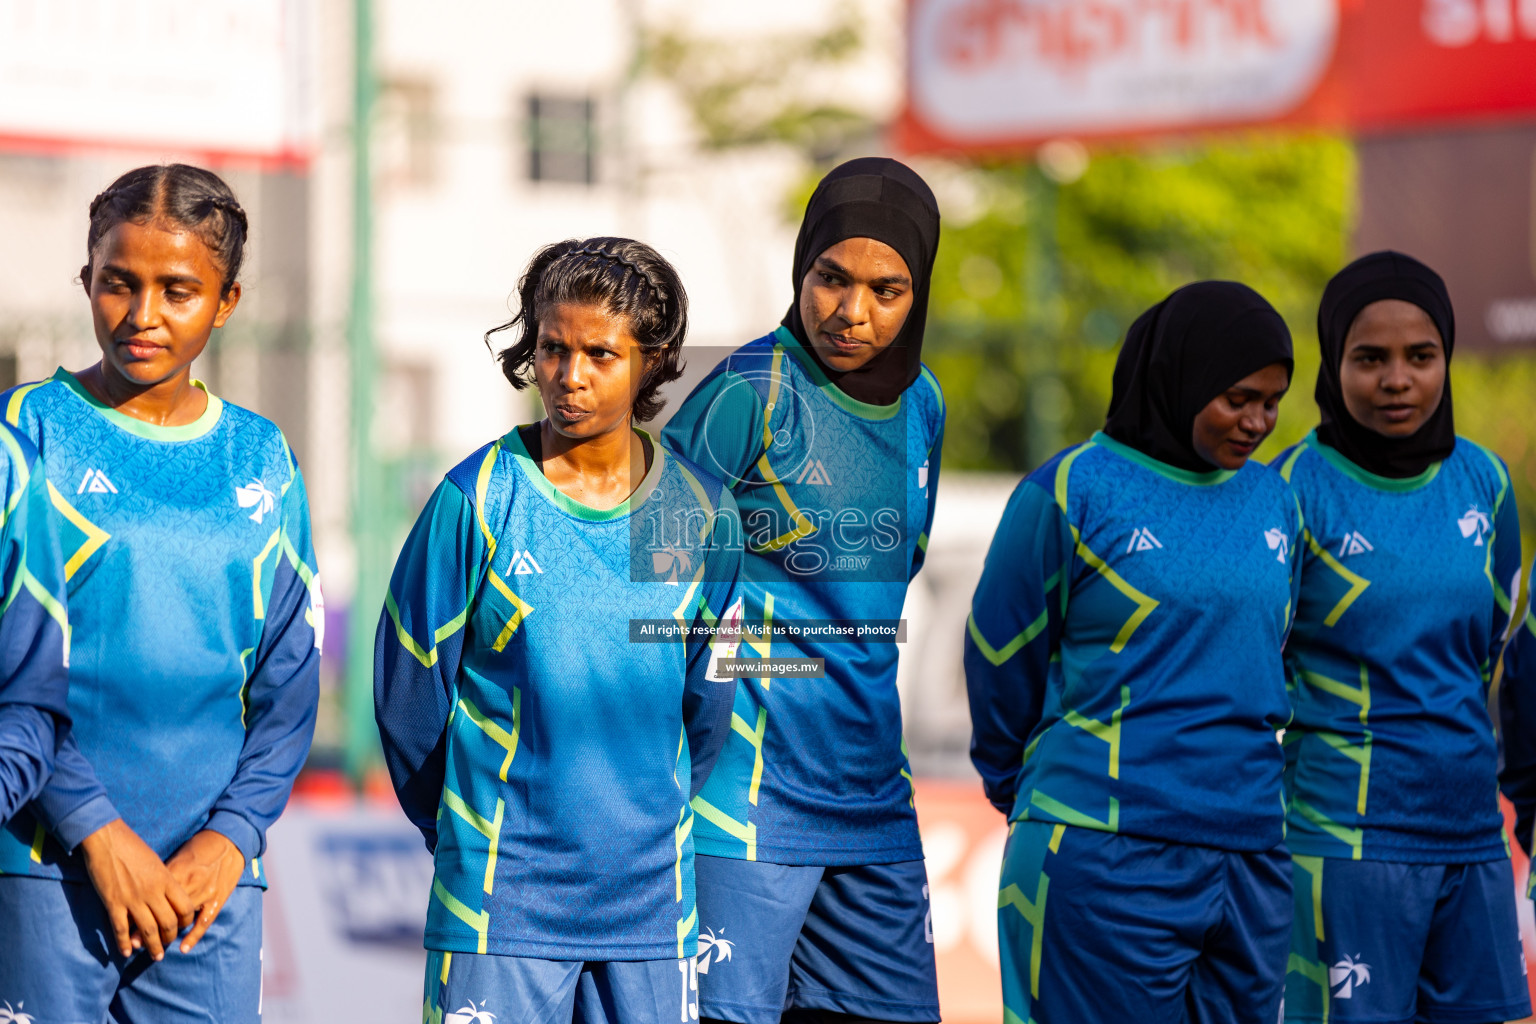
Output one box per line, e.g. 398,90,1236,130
1126,527,1163,553
510,549,543,575
236,480,276,523
445,1000,496,1024
696,926,736,974
1337,531,1374,557
918,459,929,491
76,469,118,495
1264,528,1289,564
1329,955,1371,999
1458,506,1491,546
651,545,694,585
795,460,833,486
0,1001,34,1024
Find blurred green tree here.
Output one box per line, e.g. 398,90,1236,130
926,137,1352,472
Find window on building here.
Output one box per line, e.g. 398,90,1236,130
378,78,439,188
525,94,596,185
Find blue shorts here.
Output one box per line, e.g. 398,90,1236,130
692,854,939,1023
999,821,1292,1024
423,949,696,1024
1285,855,1530,1024
0,875,262,1023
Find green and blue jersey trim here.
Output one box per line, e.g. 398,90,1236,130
1090,431,1237,486
50,368,225,442
503,425,667,522
771,326,904,421
1304,429,1442,492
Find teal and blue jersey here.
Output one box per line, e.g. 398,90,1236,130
660,327,944,866
0,421,70,824
965,433,1301,852
1277,432,1520,864
0,369,322,886
374,428,743,960
1499,557,1536,869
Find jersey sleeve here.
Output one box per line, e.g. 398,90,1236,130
660,365,766,490
1489,466,1521,661
912,415,945,580
1500,555,1536,861
682,486,744,799
374,479,488,850
203,462,322,861
0,430,70,823
964,475,1074,815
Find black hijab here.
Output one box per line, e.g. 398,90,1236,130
1104,281,1294,472
782,158,941,406
1315,251,1455,478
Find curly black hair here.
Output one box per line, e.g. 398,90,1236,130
486,237,688,423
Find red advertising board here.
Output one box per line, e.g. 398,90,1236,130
898,0,1536,154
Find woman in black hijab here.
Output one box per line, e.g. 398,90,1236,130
967,281,1299,1023
662,158,946,1024
1279,252,1529,1024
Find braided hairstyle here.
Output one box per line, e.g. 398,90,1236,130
84,164,249,297
487,237,688,423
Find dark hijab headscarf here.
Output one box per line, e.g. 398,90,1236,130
782,157,941,406
1104,281,1294,472
1315,250,1455,478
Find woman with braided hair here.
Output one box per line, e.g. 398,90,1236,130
0,164,322,1020
376,236,744,1021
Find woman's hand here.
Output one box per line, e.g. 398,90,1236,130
165,829,248,953
79,818,195,960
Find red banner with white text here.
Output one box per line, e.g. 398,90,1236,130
898,0,1536,154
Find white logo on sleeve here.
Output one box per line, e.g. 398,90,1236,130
917,458,929,492
510,549,543,575
696,927,736,973
76,468,118,495
1264,528,1289,564
1329,955,1371,999
236,480,276,523
1126,527,1163,553
1458,506,1491,546
0,1001,35,1024
445,1001,495,1024
1337,531,1374,557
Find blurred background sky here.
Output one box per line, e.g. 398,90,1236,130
5,1,1536,1018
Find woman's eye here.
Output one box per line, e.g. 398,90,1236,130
166,290,191,302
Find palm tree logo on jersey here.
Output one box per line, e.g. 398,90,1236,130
1329,955,1371,999
652,546,693,585
0,1001,35,1024
1458,506,1491,546
696,927,735,974
1264,527,1289,564
445,1000,495,1024
236,479,277,523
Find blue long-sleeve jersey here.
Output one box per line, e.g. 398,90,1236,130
1499,556,1536,874
375,428,742,960
965,433,1301,852
0,421,70,824
1278,433,1520,863
0,369,322,886
661,327,944,866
